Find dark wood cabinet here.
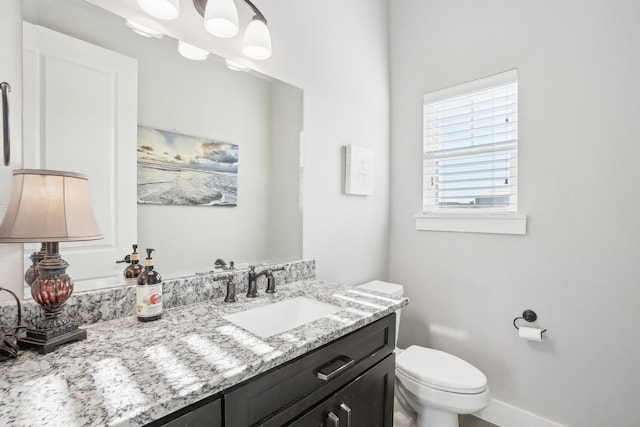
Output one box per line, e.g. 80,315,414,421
287,353,395,427
227,313,396,427
149,395,222,427
148,314,396,427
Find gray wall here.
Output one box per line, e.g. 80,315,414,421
389,1,640,426
269,81,303,261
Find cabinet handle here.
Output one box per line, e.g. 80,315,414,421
316,356,355,381
339,403,352,427
325,411,339,427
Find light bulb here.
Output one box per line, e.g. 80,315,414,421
204,0,239,38
138,0,179,20
178,41,210,61
243,17,272,60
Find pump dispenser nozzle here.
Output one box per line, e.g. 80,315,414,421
123,243,144,282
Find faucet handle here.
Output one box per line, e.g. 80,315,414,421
215,258,229,270
214,273,238,303
224,277,238,303
265,270,278,293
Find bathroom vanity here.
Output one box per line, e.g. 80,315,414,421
0,273,407,426
155,314,395,427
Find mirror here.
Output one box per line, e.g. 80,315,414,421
21,0,303,295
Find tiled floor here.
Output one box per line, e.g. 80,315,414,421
459,414,500,427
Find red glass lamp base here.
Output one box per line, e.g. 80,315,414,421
19,242,87,354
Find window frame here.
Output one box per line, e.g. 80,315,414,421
416,70,526,235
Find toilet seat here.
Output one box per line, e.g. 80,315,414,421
396,345,487,394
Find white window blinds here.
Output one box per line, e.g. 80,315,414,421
423,70,518,213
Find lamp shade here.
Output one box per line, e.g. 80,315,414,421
204,0,239,38
243,16,272,60
0,169,103,243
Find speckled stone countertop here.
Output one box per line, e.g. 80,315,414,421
0,279,408,427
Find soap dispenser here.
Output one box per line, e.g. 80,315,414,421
123,244,145,285
136,248,163,322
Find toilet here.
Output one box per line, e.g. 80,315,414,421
357,280,490,427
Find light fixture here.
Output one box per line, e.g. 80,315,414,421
193,0,272,60
0,169,103,354
203,0,239,38
126,19,164,39
242,15,271,60
138,0,180,20
178,40,210,60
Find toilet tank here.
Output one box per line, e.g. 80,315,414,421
356,280,404,346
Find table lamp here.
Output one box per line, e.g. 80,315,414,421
0,169,103,353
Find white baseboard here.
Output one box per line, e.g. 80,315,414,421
474,398,566,427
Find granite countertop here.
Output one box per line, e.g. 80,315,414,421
0,279,408,427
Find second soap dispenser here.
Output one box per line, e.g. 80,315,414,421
136,249,163,322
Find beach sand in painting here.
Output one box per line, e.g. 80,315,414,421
137,163,237,206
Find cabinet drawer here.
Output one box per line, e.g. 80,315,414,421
146,395,222,427
225,313,395,426
288,353,395,427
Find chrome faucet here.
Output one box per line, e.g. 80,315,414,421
246,266,285,297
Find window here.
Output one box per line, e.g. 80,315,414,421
416,70,526,234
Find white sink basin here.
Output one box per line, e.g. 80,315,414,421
223,296,341,338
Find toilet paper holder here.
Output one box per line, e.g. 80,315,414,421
513,310,547,333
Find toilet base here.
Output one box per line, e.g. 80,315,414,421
393,392,417,427
396,380,463,427
416,408,459,427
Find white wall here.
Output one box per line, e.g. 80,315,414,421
389,1,640,426
0,1,23,303
263,1,391,283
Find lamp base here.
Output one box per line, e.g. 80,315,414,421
18,324,87,354
20,242,87,354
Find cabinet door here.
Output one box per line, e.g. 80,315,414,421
23,22,137,286
288,354,395,427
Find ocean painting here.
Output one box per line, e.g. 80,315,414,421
137,126,238,206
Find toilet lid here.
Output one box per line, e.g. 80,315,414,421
396,345,487,393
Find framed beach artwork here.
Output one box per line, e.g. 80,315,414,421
137,126,238,206
345,144,373,195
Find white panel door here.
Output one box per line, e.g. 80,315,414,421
23,22,137,289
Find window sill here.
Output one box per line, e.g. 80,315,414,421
414,213,527,235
